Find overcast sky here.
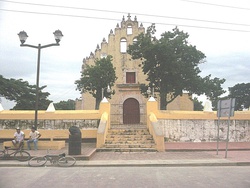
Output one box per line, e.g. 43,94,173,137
0,0,250,109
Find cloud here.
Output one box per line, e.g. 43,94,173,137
199,52,250,91
1,0,250,109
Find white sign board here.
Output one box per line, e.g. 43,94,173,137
217,98,235,117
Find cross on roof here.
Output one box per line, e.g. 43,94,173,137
127,13,131,20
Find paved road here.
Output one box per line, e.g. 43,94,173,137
1,166,250,188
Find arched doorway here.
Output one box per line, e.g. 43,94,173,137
123,98,140,124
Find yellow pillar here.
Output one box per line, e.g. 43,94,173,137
99,98,111,129
96,98,111,148
146,97,158,128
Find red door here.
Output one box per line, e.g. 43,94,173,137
123,98,140,124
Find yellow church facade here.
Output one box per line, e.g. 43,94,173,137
76,14,193,126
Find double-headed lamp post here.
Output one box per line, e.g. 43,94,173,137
147,83,155,98
102,85,111,99
18,30,63,129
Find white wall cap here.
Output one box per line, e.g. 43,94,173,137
46,102,55,112
0,103,4,111
101,97,109,103
148,97,156,102
203,100,213,112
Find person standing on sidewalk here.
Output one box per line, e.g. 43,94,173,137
27,126,41,150
12,127,25,149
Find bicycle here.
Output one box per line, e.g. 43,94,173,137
28,152,76,167
0,146,31,161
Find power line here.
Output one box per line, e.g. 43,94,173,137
44,84,77,102
0,8,120,21
1,0,250,28
52,88,78,102
1,8,250,33
179,0,250,11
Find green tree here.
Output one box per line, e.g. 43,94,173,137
228,83,250,111
128,25,225,110
54,99,75,110
0,75,51,110
0,75,30,101
12,85,51,110
193,97,203,111
75,56,117,109
199,75,226,110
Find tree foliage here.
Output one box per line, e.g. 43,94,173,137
228,83,250,111
200,75,226,110
128,25,225,110
0,75,30,101
54,99,75,110
0,75,51,110
75,56,117,109
193,97,203,111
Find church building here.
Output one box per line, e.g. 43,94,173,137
76,14,193,127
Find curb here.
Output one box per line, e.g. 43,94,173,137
1,161,250,168
166,149,250,152
72,162,250,167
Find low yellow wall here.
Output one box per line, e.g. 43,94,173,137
0,102,108,141
146,99,250,120
1,99,249,149
156,110,250,120
3,141,65,150
146,99,250,147
0,110,100,120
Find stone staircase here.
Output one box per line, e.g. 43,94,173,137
97,128,157,152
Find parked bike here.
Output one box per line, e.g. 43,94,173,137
28,153,76,167
0,146,31,161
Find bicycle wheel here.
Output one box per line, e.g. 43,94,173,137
14,150,31,161
28,157,47,167
58,156,76,167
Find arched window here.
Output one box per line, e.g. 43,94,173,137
127,25,132,35
133,38,137,44
101,53,107,58
120,38,127,53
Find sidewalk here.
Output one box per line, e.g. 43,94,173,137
1,142,250,167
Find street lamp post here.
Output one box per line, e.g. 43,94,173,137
147,83,155,98
18,30,63,129
102,85,111,99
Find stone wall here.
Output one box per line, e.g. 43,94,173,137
0,119,98,130
160,119,250,142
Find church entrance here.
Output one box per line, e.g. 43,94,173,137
123,98,140,124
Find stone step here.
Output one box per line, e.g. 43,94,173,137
96,148,157,152
105,140,154,144
103,144,156,148
109,129,149,132
109,128,148,131
106,135,153,139
100,127,157,152
105,140,155,144
110,124,147,130
109,131,149,135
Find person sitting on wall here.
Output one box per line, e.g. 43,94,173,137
27,126,41,150
12,127,25,150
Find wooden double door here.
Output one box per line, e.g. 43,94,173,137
123,98,140,124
